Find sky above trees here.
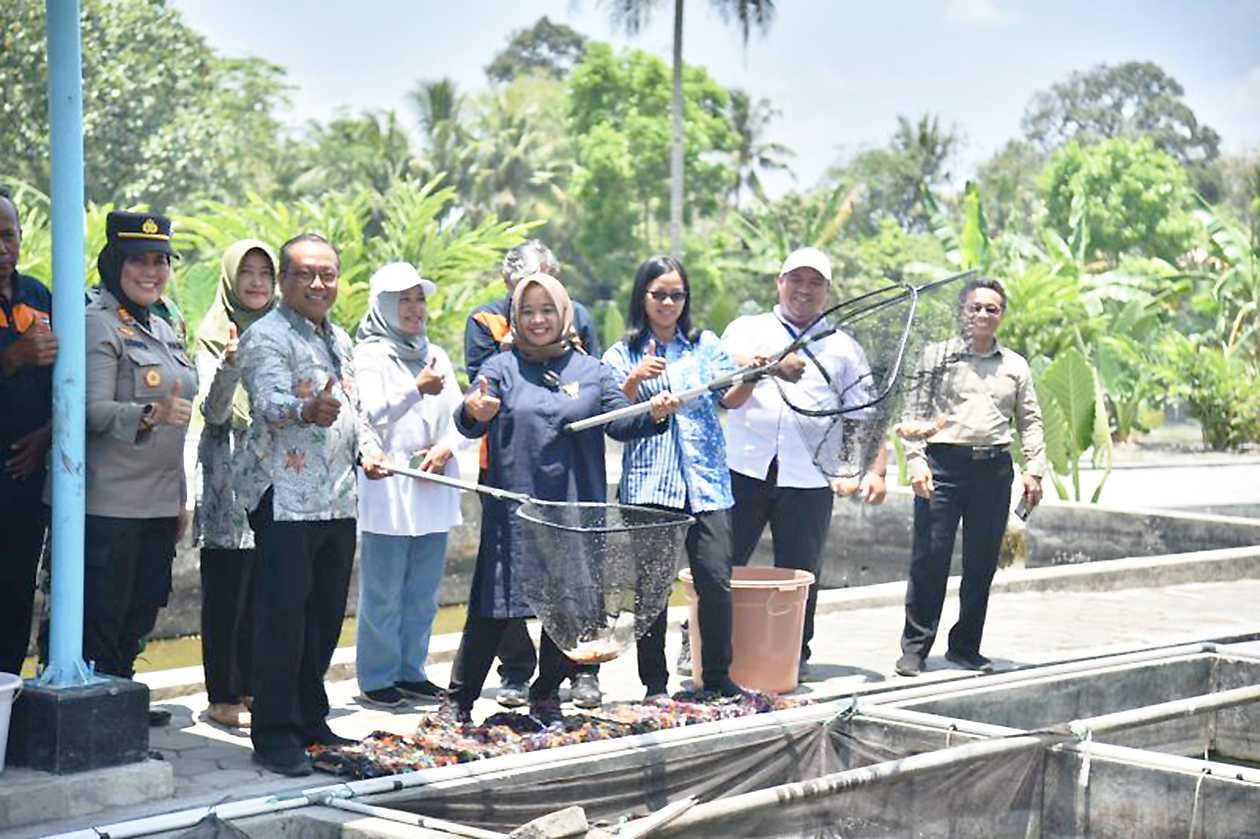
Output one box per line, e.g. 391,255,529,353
171,0,1260,197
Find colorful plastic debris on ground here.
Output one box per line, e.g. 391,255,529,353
309,691,811,779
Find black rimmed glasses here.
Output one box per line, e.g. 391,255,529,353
647,290,687,303
286,267,339,285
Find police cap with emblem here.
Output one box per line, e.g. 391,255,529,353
106,210,178,258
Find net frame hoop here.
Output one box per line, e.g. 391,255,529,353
515,499,695,534
776,271,974,419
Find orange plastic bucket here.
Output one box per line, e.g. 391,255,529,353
680,567,815,694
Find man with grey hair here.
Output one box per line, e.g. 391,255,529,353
461,239,603,709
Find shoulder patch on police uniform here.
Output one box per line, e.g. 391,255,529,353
144,369,162,388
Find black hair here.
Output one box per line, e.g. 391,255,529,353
959,276,1006,309
0,187,17,221
279,232,339,277
623,255,700,351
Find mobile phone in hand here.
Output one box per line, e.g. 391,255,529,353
1014,495,1031,521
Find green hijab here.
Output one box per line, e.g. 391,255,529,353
195,239,278,426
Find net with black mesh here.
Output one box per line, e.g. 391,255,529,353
515,500,693,663
771,274,970,485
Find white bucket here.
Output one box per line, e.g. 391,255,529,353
0,671,22,774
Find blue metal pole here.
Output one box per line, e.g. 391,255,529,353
37,0,95,688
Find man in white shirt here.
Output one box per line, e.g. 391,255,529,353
721,248,887,678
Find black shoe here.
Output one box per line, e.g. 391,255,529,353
397,680,446,702
569,672,602,709
529,697,564,726
306,726,358,748
797,659,813,682
148,708,172,727
676,624,693,677
253,749,313,777
945,649,993,672
361,686,406,708
894,653,923,677
497,680,528,708
703,677,746,700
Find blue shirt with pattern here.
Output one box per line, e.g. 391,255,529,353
603,330,737,513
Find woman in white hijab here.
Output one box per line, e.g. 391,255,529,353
353,262,465,708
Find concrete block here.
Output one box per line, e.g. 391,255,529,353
0,759,173,832
509,805,589,838
7,676,149,773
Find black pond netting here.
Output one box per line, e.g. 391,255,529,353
773,275,968,482
515,500,693,662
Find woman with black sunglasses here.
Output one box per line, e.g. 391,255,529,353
602,255,756,700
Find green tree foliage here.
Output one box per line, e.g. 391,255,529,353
1041,138,1197,263
1157,334,1260,451
975,139,1046,235
409,78,473,196
568,43,737,292
485,16,588,83
1021,61,1221,169
289,112,420,200
2,0,289,208
829,114,960,235
727,89,793,208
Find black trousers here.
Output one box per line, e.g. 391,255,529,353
494,619,538,683
248,490,355,753
0,501,46,674
901,448,1014,659
199,547,257,704
637,505,733,692
448,614,576,712
730,468,834,661
82,515,177,679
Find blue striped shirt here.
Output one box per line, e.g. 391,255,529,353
603,330,737,513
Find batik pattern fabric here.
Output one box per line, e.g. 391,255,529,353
235,303,379,522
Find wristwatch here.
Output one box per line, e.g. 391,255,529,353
139,402,157,430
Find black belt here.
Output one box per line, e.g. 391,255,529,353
927,443,1009,460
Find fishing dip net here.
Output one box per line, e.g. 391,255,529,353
515,500,693,664
771,273,971,485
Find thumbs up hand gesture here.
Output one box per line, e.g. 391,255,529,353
151,380,193,427
223,323,239,367
414,355,445,396
464,376,501,423
1,317,58,375
630,338,667,384
301,377,342,427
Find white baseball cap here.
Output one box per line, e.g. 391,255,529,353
779,247,832,282
369,262,437,298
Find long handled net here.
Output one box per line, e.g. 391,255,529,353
567,271,974,483
771,272,970,482
387,464,691,663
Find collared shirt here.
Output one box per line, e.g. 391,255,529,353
720,307,875,489
603,330,737,512
901,336,1046,476
0,272,53,504
235,303,379,522
82,289,198,518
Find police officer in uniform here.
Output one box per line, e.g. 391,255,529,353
82,211,196,707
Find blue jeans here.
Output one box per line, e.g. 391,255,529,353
356,531,449,692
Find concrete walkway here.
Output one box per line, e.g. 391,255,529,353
20,574,1260,838
13,443,1260,837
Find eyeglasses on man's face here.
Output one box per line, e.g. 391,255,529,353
967,303,1002,315
646,289,687,303
286,267,339,285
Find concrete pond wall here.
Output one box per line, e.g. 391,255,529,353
150,489,1260,641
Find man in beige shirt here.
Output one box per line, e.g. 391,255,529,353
895,277,1045,677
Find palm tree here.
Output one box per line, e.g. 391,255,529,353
601,0,775,257
408,78,471,195
728,88,794,210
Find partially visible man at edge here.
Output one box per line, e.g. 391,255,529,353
462,239,604,710
0,187,57,676
235,233,389,777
